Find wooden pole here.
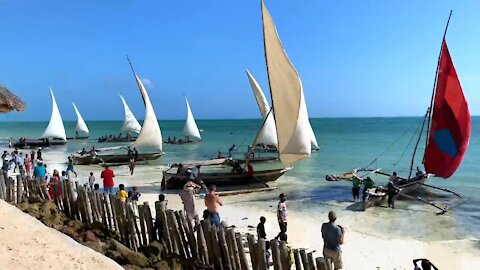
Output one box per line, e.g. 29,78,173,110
270,239,282,270
161,210,172,254
257,238,266,270
138,204,148,246
0,172,6,200
210,226,223,270
316,257,327,270
104,194,113,230
300,249,310,269
166,210,182,257
247,234,258,270
279,241,289,270
180,210,198,259
307,252,315,270
218,228,232,269
98,193,107,229
195,219,209,265
143,202,155,241
16,175,22,204
175,211,191,258
62,180,71,217
235,233,249,270
226,229,240,270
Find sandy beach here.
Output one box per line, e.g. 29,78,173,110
0,200,123,270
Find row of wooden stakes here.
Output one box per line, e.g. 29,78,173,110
0,172,334,270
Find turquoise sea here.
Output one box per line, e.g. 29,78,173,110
0,117,479,242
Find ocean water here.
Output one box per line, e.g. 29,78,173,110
0,117,479,243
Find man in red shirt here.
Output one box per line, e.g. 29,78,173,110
101,165,115,194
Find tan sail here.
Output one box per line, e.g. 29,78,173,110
262,0,311,165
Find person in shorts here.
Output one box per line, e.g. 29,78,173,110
321,211,344,270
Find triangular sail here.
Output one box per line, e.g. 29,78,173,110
131,71,163,151
119,94,142,134
72,102,89,135
246,69,278,146
41,88,67,141
262,0,311,165
183,97,201,140
424,40,471,178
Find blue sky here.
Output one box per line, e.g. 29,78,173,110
0,0,479,121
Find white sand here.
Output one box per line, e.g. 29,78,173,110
5,148,479,270
0,200,123,270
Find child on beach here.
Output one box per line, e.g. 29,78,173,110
117,184,128,202
265,240,272,269
154,194,168,240
93,183,100,193
66,156,78,178
128,186,141,211
257,216,267,239
47,169,62,202
61,171,68,181
88,172,95,189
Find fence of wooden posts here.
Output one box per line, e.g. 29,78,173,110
0,172,334,270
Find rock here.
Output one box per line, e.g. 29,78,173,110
83,240,107,254
39,201,65,227
83,230,100,242
105,250,126,265
60,226,82,242
122,264,142,270
28,196,42,204
66,220,84,232
108,239,150,267
139,241,165,261
87,221,105,231
151,261,169,270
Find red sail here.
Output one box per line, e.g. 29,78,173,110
424,39,471,178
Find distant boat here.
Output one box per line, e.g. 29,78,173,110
162,0,313,190
67,102,89,140
97,94,140,143
74,59,163,165
13,88,67,149
329,12,469,214
165,97,201,145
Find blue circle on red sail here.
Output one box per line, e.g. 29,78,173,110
433,129,458,157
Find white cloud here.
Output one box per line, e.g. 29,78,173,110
141,78,154,89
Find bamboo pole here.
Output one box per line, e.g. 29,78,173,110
98,192,107,229
62,180,71,217
175,211,191,258
161,210,172,254
195,219,209,265
247,234,258,270
257,238,267,270
143,202,155,241
218,228,232,269
209,226,223,270
181,210,198,259
226,229,240,270
307,252,315,270
270,239,281,270
104,194,113,230
300,249,310,269
167,210,185,258
235,233,249,270
279,241,289,270
16,175,22,204
316,257,327,270
138,204,148,246
0,172,6,200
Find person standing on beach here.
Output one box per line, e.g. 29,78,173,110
24,154,31,176
228,144,235,157
257,216,267,239
205,185,223,227
117,184,128,202
47,169,62,201
101,165,115,194
33,160,46,181
88,172,95,189
179,181,200,221
37,148,42,161
351,176,361,201
66,156,78,178
321,211,344,270
276,193,287,239
387,179,401,209
362,176,374,201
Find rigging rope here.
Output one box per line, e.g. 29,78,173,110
394,119,423,166
363,119,419,169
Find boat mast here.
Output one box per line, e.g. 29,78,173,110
408,108,429,179
423,10,453,160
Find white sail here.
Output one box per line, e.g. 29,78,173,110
133,74,163,151
246,69,278,146
72,102,89,135
262,0,311,165
119,94,142,134
41,88,67,141
183,97,201,140
308,119,319,149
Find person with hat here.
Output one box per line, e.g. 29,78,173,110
321,211,344,270
276,193,288,239
351,175,361,201
33,160,46,182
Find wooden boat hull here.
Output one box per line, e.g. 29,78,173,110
72,152,162,165
363,176,428,211
161,168,290,190
13,138,67,149
164,140,200,145
97,137,137,143
66,136,89,140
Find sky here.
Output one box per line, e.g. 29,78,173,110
1,0,479,121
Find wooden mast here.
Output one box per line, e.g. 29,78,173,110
423,10,453,160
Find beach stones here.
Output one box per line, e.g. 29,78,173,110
107,239,150,267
